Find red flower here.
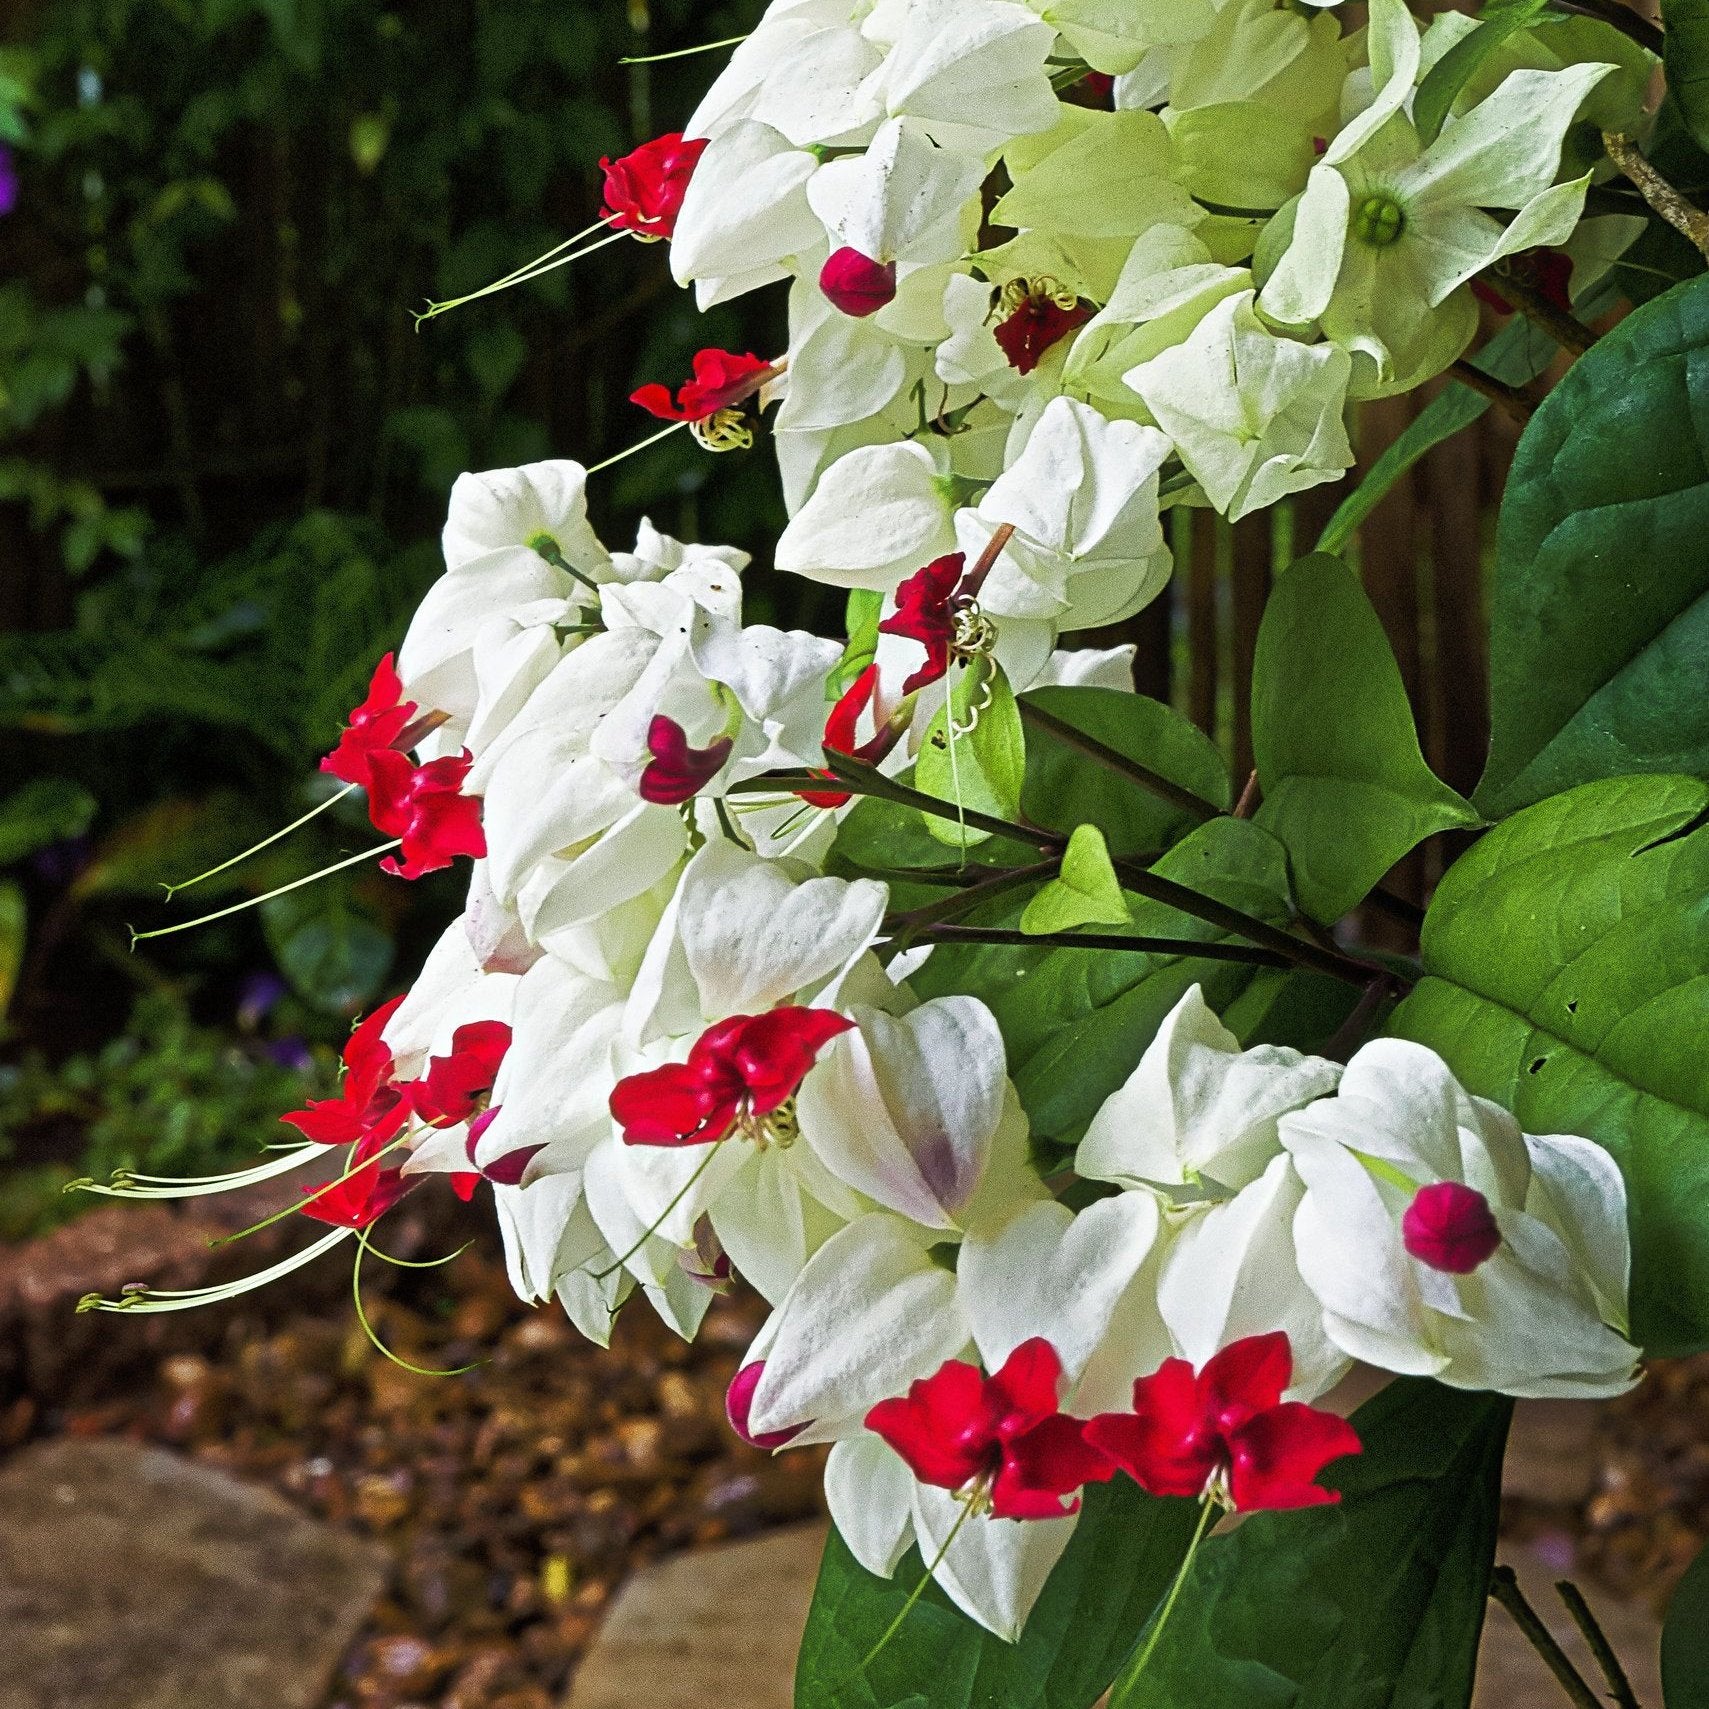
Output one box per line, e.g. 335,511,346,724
865,1340,1113,1520
727,1361,807,1450
994,288,1093,375
1402,1181,1501,1274
302,1129,414,1230
796,664,905,809
600,132,708,241
639,715,734,805
880,552,965,695
322,653,418,788
282,996,411,1150
1085,1333,1360,1512
366,748,487,880
412,1021,512,1127
609,1007,854,1147
820,247,898,317
631,348,773,422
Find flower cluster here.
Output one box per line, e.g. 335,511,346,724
94,0,1657,1654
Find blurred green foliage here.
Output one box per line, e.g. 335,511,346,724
0,0,795,1129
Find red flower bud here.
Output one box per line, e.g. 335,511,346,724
820,247,898,317
1402,1181,1502,1274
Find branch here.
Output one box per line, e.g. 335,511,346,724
1484,269,1599,357
1556,0,1665,58
1489,1567,1604,1709
1449,357,1539,423
1605,130,1709,261
1554,1580,1643,1709
906,924,1295,965
1017,699,1219,824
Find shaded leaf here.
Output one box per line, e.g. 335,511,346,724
0,777,97,865
916,658,1026,851
1019,686,1230,859
795,1475,1201,1709
1480,272,1709,815
1113,1380,1509,1709
1662,1535,1709,1706
1253,555,1477,921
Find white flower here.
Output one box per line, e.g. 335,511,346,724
957,396,1173,630
1260,24,1614,393
775,440,959,590
1123,290,1354,522
1279,1038,1639,1398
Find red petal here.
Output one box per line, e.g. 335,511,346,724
992,1414,1114,1519
866,1360,1000,1492
280,1096,365,1148
630,382,689,421
600,132,707,239
989,1337,1066,1432
1225,1404,1361,1512
609,1062,728,1146
1201,1332,1293,1417
725,1007,854,1112
1084,1358,1217,1498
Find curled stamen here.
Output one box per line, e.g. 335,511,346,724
690,408,755,452
415,224,626,322
161,784,357,898
67,1144,327,1200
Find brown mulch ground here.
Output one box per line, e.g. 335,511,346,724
1,1196,827,1709
4,1192,1708,1706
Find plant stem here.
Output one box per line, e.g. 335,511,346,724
1489,1567,1604,1709
1485,271,1600,357
1113,1495,1220,1702
1016,699,1219,824
886,861,1060,934
1449,358,1538,422
1106,852,1390,988
1554,1580,1643,1709
906,924,1296,964
1604,131,1709,261
1555,0,1664,58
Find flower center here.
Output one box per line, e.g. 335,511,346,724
691,407,754,452
739,1095,801,1150
1353,193,1407,248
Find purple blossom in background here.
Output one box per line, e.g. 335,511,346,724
266,1037,316,1075
0,148,16,218
237,970,288,1031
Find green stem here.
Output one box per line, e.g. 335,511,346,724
885,861,1059,934
1016,699,1219,824
1113,1494,1219,1702
854,1501,975,1678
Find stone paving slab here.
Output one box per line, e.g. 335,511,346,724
0,1438,388,1709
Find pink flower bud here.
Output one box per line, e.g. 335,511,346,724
820,247,898,318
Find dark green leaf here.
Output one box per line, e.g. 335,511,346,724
0,880,25,1018
1114,1380,1509,1709
910,818,1294,1146
1019,686,1230,859
1480,272,1709,815
795,1475,1201,1709
0,777,97,865
1389,774,1709,1354
1665,0,1709,154
1414,0,1554,147
74,795,271,900
262,879,394,1016
1253,555,1477,921
1662,1536,1709,1706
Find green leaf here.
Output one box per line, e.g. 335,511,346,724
1019,686,1230,859
0,778,97,865
1664,0,1709,154
1413,0,1555,147
910,818,1294,1146
262,880,394,1017
0,880,25,1019
833,589,884,699
916,658,1026,850
795,1475,1202,1709
1388,774,1709,1354
1316,318,1561,557
1020,824,1131,935
1480,272,1709,816
1253,554,1478,921
1116,1380,1509,1709
1662,1536,1709,1706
